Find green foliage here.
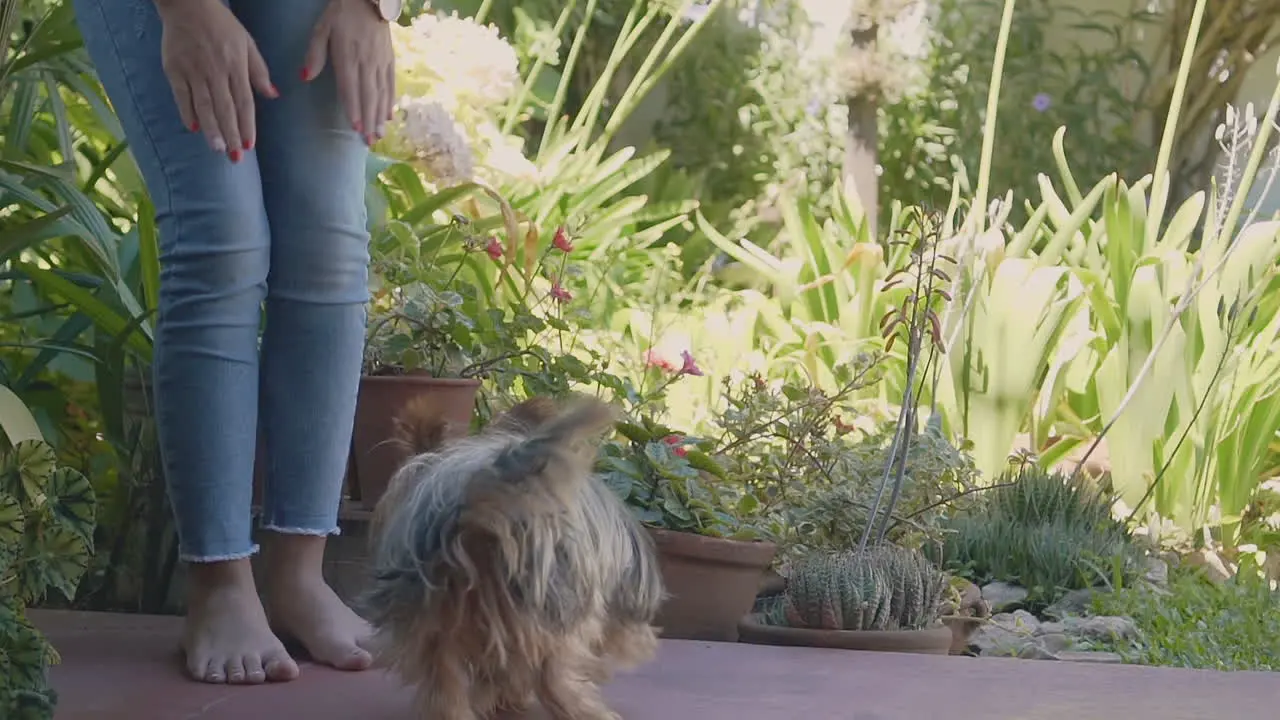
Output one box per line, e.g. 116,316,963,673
1091,566,1280,671
939,466,1137,609
879,0,1155,228
0,439,97,719
757,544,947,631
598,414,756,538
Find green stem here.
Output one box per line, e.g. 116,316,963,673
971,0,1017,236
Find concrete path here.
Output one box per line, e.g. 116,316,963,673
34,610,1280,719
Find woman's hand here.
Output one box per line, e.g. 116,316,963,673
301,0,396,146
155,0,278,160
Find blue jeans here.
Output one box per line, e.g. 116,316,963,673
75,0,370,562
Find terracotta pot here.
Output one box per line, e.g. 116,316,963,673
941,615,984,655
349,374,480,509
647,528,776,642
737,614,953,655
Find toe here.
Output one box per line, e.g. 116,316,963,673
225,656,248,685
243,655,267,684
263,649,300,682
332,646,373,671
203,659,227,684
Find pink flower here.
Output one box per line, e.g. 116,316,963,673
552,226,574,253
484,237,504,261
662,435,688,458
679,350,703,376
549,282,573,303
644,349,677,372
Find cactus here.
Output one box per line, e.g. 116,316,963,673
759,545,947,631
1,439,97,719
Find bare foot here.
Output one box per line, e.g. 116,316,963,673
267,577,373,671
183,561,299,684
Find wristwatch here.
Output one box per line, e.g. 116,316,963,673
369,0,403,22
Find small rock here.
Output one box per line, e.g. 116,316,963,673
1017,642,1059,660
1035,621,1065,636
1073,615,1138,642
1042,588,1098,619
971,620,1035,657
981,581,1029,612
1037,632,1073,654
1185,549,1232,583
1141,556,1169,588
1057,651,1123,664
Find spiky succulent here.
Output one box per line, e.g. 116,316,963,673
758,544,947,631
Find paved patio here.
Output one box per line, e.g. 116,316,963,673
35,609,1280,719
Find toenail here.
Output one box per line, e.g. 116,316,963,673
207,673,224,682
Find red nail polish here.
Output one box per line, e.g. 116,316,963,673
269,83,280,97
190,121,200,132
229,149,242,163
299,67,311,82
242,139,253,150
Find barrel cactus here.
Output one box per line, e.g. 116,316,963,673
1,439,97,719
758,545,947,631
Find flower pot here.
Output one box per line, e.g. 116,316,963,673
348,374,480,510
646,528,776,642
941,615,984,655
737,614,953,655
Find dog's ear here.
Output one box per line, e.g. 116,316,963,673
489,397,560,434
393,395,453,454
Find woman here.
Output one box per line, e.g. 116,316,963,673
73,0,398,684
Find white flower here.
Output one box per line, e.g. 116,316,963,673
393,12,520,110
392,98,475,186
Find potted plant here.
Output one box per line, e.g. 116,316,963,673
598,413,776,643
739,544,954,654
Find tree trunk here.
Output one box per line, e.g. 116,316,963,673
845,23,880,239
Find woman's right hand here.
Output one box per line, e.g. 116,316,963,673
154,0,278,160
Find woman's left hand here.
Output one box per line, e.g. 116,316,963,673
301,0,395,145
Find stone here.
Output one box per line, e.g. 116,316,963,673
1034,621,1065,636
1141,556,1169,588
1042,588,1098,619
1072,615,1138,642
980,581,1028,612
1037,632,1073,654
1184,549,1233,583
1057,651,1124,664
1016,642,1059,660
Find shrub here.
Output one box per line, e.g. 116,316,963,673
938,466,1137,609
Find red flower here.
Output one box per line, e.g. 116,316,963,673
552,226,574,253
644,349,677,372
662,435,689,458
484,237,504,261
679,350,704,376
549,282,573,303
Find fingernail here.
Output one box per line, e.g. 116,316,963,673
376,122,386,137
211,138,226,153
269,83,280,98
229,149,242,163
190,121,200,132
243,139,253,150
299,67,311,82
354,120,364,134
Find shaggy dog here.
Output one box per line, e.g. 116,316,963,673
363,396,665,720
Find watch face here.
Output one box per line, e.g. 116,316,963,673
378,0,403,21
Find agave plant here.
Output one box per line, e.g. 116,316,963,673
0,430,97,719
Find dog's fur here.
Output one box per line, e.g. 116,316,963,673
363,395,665,720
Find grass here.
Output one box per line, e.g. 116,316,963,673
1091,566,1280,671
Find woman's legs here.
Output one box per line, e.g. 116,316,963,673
73,0,296,684
75,0,372,682
232,0,374,671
